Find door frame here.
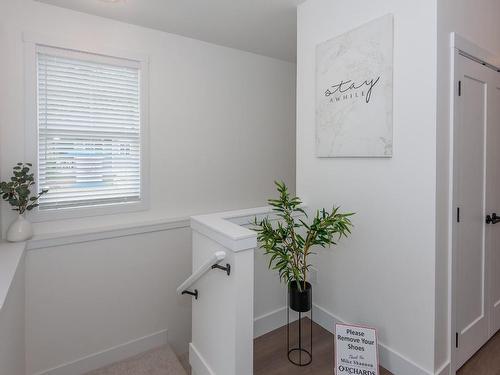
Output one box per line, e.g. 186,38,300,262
449,33,500,375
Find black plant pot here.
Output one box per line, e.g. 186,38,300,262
287,281,313,366
288,281,312,312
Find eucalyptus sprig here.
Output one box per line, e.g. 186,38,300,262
0,163,48,214
254,181,354,291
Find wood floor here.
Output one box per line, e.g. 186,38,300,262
254,318,392,375
457,330,500,375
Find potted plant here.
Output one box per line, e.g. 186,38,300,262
0,163,48,242
254,181,353,363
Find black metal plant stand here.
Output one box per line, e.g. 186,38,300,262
286,284,313,366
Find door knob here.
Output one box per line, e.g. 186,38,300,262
486,213,500,224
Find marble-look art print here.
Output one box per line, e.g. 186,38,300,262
316,14,394,157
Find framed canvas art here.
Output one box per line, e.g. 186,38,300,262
316,14,394,157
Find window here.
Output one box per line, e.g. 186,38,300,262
28,43,148,218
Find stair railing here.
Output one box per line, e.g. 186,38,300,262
177,250,230,299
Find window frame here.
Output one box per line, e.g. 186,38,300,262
24,33,150,222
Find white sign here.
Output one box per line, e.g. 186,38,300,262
315,14,394,157
335,323,379,375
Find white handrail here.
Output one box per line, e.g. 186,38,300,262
177,251,226,295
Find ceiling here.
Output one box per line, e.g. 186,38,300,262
36,0,303,62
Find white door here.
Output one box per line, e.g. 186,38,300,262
453,51,500,370
489,68,500,335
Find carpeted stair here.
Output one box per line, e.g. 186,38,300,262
85,345,188,375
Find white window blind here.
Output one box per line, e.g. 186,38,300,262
37,48,142,211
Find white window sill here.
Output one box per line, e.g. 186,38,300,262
0,241,26,312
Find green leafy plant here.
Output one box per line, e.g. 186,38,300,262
254,181,354,292
0,163,48,214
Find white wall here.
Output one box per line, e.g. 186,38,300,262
435,1,500,372
297,0,437,373
190,229,254,375
26,228,191,374
0,255,25,375
0,1,296,374
254,248,286,321
1,0,296,236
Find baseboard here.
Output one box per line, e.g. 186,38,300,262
313,304,434,375
254,307,287,338
33,329,168,375
254,306,304,338
189,343,215,375
435,361,451,375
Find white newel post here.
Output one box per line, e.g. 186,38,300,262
188,209,260,375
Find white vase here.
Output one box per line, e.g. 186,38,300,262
7,214,33,242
